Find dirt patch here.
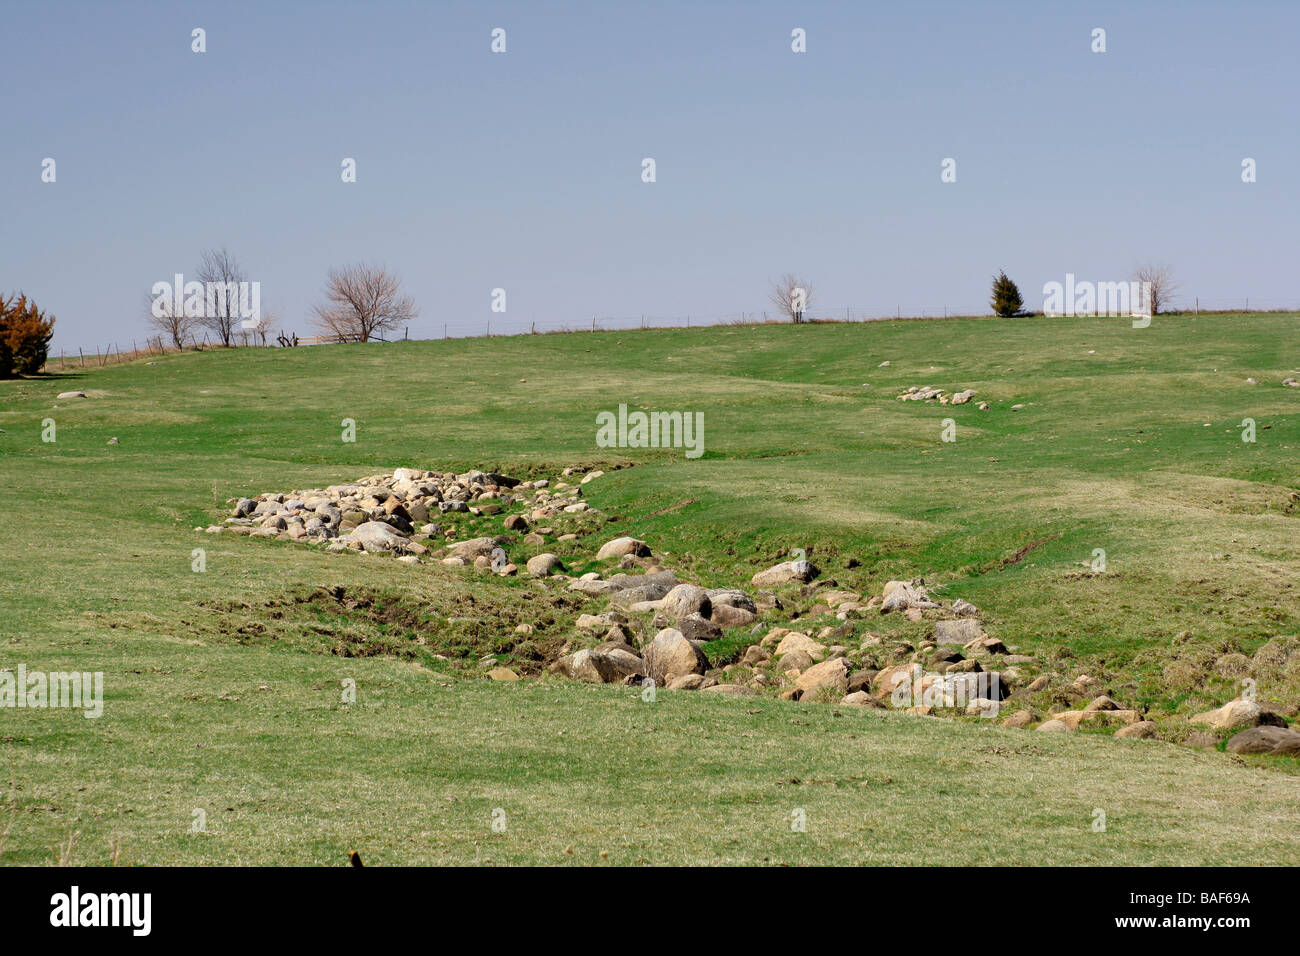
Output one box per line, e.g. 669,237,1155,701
178,585,588,671
1000,533,1063,569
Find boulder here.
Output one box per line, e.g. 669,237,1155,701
1190,699,1288,732
945,671,1010,703
881,582,937,613
818,590,861,609
666,674,708,691
1083,695,1122,712
706,590,758,628
872,663,915,698
1114,721,1159,740
1000,709,1034,729
776,649,815,673
750,559,818,588
934,619,983,645
659,584,711,620
677,613,723,644
568,578,620,596
774,632,826,661
487,667,520,682
1224,725,1300,756
561,648,645,684
840,691,884,708
345,521,411,553
448,536,502,560
526,553,562,577
794,658,851,701
847,669,878,694
964,635,1008,656
1036,719,1072,733
642,628,709,684
596,536,650,560
951,599,979,617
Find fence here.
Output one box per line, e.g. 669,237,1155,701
43,296,1300,367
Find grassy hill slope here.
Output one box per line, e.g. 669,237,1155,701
2,312,1298,864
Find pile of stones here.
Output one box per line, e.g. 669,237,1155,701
897,385,984,408
205,465,1298,760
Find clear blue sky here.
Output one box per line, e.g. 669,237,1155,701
3,0,1296,349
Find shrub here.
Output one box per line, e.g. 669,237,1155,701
0,293,56,377
990,270,1023,317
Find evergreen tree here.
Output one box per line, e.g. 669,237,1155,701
990,270,1023,317
0,293,56,376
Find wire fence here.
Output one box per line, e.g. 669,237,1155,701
46,295,1300,365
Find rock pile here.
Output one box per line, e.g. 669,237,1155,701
206,468,594,560
897,386,979,405
206,465,1298,762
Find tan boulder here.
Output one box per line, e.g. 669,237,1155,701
1036,718,1073,732
659,583,711,620
1000,709,1034,729
642,628,709,684
1114,721,1159,740
750,559,817,588
1190,699,1286,732
596,536,650,560
561,648,644,683
794,658,850,701
526,553,562,576
841,691,884,708
774,632,826,661
666,674,708,691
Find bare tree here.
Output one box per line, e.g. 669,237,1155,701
145,291,192,350
250,304,276,346
312,263,419,342
768,274,814,323
195,247,247,346
1133,263,1177,315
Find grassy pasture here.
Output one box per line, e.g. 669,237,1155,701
2,312,1298,864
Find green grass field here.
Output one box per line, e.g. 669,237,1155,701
3,312,1299,865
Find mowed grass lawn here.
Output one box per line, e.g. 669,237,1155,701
2,312,1299,865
